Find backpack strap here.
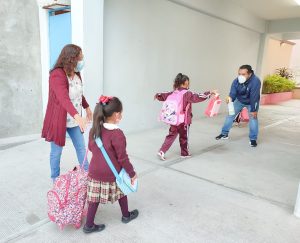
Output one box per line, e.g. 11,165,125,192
80,148,89,169
95,137,122,182
184,103,191,125
181,89,190,125
179,89,188,95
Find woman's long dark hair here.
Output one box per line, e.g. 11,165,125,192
52,44,82,77
173,73,189,89
90,97,123,139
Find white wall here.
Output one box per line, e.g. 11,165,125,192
290,40,300,85
261,38,294,78
103,0,261,133
169,0,266,33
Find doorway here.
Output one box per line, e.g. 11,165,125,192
48,7,71,68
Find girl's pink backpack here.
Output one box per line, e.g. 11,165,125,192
159,90,188,125
47,152,88,230
204,94,222,117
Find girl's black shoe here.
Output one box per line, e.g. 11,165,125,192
121,209,139,223
83,224,105,234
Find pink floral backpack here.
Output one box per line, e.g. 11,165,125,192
159,90,188,125
47,151,88,230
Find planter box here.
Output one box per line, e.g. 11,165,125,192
261,91,293,105
293,88,300,99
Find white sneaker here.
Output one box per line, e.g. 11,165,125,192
181,154,192,159
157,151,166,161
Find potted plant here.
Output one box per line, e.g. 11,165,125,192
275,67,294,80
261,69,296,105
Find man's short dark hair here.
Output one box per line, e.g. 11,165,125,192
239,65,254,74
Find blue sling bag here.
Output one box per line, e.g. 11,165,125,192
95,137,138,195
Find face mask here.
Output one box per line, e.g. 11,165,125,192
75,59,84,72
238,75,246,84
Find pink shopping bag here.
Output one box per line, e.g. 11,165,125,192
204,94,222,117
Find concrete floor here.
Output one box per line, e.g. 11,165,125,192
1,100,300,243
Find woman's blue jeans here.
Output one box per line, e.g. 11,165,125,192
221,99,259,141
50,126,89,179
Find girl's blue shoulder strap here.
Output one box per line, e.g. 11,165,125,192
95,137,120,180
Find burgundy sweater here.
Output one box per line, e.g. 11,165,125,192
42,68,89,146
156,88,211,125
88,127,136,182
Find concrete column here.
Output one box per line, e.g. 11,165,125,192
37,1,50,116
82,0,104,110
71,0,104,110
256,33,269,80
71,0,84,47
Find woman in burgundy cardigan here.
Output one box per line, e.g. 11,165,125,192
42,44,92,180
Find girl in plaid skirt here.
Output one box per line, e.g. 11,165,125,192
83,96,138,234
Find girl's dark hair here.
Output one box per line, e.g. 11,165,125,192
52,44,82,77
90,97,123,139
173,73,189,89
239,65,254,74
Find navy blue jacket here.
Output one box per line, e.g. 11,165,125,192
229,74,261,112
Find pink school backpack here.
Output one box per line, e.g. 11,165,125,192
204,94,222,117
159,89,188,126
47,151,88,230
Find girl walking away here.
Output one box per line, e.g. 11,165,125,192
83,96,138,234
155,73,217,161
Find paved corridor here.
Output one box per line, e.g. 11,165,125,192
1,100,300,243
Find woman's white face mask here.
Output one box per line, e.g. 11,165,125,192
238,75,247,84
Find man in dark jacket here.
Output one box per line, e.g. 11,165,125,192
215,65,261,147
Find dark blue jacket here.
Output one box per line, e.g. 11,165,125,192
229,73,261,112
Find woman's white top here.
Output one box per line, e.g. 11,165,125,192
66,74,83,128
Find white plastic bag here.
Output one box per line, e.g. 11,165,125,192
228,101,235,116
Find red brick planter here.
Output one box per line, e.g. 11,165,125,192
260,92,293,105
293,88,300,99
